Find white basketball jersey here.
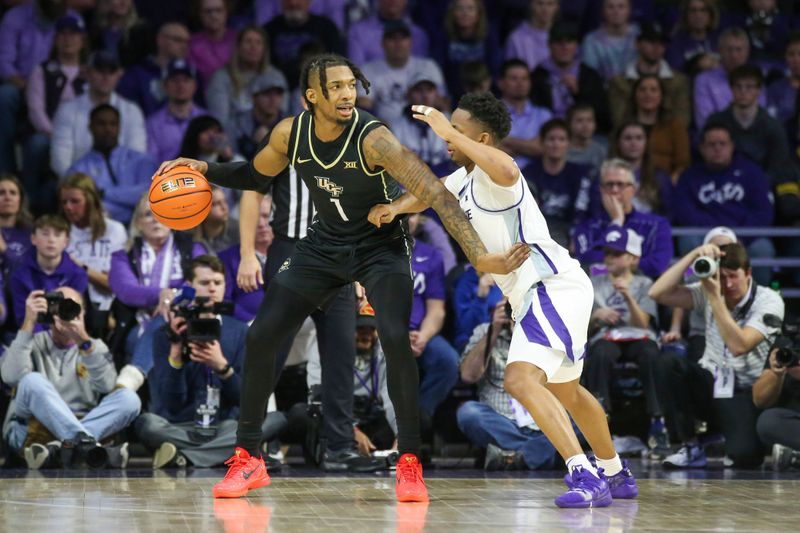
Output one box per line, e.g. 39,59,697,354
443,164,581,315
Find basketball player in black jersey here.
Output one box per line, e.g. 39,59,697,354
158,53,529,502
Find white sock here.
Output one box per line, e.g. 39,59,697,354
116,364,145,392
596,454,623,477
566,454,599,477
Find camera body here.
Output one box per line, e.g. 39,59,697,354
693,255,719,279
765,314,800,368
171,296,233,361
36,290,82,324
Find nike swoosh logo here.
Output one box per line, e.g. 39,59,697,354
414,256,428,262
242,466,260,479
297,157,312,164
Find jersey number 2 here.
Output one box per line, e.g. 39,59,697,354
330,198,349,221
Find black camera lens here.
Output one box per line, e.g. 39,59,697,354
57,299,82,321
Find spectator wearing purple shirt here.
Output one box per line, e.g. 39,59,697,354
767,35,800,125
8,215,88,329
0,175,33,279
255,0,348,33
188,0,237,87
665,0,721,77
347,0,428,67
573,159,673,278
504,0,559,70
146,60,207,164
498,59,552,169
580,0,639,82
407,213,459,418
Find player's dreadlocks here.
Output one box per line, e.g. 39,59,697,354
299,53,371,113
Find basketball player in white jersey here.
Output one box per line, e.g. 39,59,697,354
368,93,639,508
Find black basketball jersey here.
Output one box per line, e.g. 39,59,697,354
286,108,403,243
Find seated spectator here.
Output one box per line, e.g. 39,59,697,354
582,228,664,448
117,22,192,117
194,187,240,253
666,0,721,77
89,0,152,68
0,174,33,279
608,22,691,130
673,124,775,284
565,104,607,174
580,0,639,82
693,27,765,129
265,0,344,89
66,104,157,225
504,0,559,70
188,0,237,87
256,0,349,32
457,299,559,470
1,286,140,469
649,242,784,468
452,265,503,352
59,173,127,333
228,71,287,160
133,255,287,468
767,33,800,125
358,21,447,124
523,118,591,246
389,72,453,176
207,25,288,133
146,59,208,164
347,0,428,67
8,215,88,329
531,22,609,134
707,65,800,187
573,159,673,278
219,194,272,323
737,0,789,71
51,51,147,177
23,14,87,215
498,59,553,168
432,0,501,102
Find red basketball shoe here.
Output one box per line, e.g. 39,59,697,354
213,448,271,498
395,453,429,502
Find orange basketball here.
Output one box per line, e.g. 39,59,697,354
148,165,212,230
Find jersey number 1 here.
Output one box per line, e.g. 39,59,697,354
330,198,349,221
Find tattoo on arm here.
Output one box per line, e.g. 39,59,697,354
364,127,487,264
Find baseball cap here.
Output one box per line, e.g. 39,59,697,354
251,70,288,94
383,20,411,39
703,226,738,245
603,227,643,257
637,21,668,43
356,302,377,328
55,14,85,33
88,50,120,71
164,59,196,80
408,63,444,91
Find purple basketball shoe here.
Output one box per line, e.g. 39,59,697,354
554,467,612,509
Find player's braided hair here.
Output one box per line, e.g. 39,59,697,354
300,53,371,113
457,92,512,142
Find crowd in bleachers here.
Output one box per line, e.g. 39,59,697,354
2,0,800,473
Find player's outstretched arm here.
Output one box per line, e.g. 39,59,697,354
411,105,519,187
363,126,529,275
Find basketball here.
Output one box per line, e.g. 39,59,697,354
148,165,212,230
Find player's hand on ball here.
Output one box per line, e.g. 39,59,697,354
411,105,453,141
156,157,208,177
237,253,263,293
475,243,530,275
368,203,397,228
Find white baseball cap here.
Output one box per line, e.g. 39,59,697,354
703,226,738,245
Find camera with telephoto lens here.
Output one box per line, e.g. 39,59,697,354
765,314,800,368
171,296,233,360
37,290,82,324
693,255,719,279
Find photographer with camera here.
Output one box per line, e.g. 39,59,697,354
753,321,800,470
1,287,140,469
133,255,286,468
649,242,784,468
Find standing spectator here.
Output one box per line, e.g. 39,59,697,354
767,33,800,125
193,187,239,253
504,0,560,71
228,71,287,160
523,118,591,247
188,0,237,87
146,59,208,164
264,0,344,88
498,59,553,168
8,215,88,329
0,175,33,280
565,104,607,174
608,22,691,130
1,286,140,469
580,0,639,82
452,265,503,352
531,21,609,134
666,0,721,76
358,22,447,123
59,173,127,333
347,0,428,67
90,0,152,68
693,27,765,129
66,104,158,225
51,51,147,177
23,14,87,215
117,22,192,117
207,25,288,134
432,0,502,102
573,159,673,278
